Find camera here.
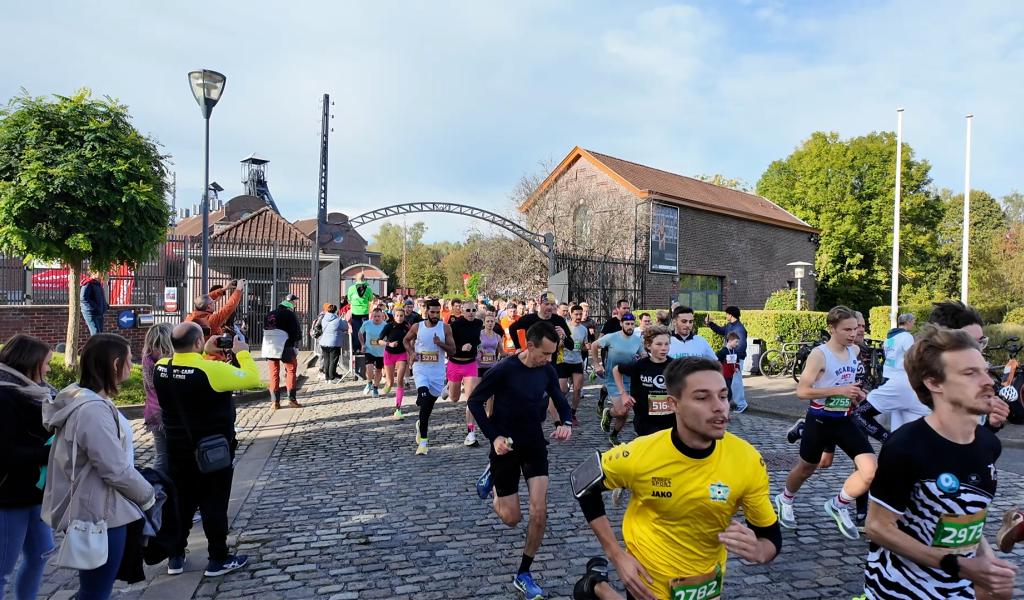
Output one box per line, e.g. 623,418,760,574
215,334,234,349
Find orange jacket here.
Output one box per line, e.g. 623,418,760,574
186,287,242,338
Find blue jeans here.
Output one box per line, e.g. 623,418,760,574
81,311,104,336
0,504,54,600
76,524,127,600
151,427,170,476
731,370,747,410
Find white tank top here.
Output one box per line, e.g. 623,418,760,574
414,320,446,370
809,344,859,416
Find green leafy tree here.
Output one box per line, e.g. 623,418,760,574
757,131,942,310
1002,190,1024,224
0,90,169,365
403,244,446,296
369,221,425,286
763,288,806,311
936,189,1008,304
694,173,751,192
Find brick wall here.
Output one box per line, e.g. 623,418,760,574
0,305,152,359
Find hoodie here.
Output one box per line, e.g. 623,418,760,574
41,384,154,531
0,363,55,508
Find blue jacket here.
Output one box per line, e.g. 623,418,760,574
319,313,349,348
708,319,748,360
80,278,108,314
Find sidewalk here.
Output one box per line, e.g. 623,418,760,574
743,374,1024,448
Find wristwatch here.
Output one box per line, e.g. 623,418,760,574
939,553,960,578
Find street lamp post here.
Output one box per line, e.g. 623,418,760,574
788,261,812,310
187,69,227,293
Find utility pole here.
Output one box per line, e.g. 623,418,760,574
402,218,408,288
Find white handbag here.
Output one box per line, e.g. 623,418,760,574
54,409,108,570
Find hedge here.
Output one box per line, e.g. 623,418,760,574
982,323,1024,366
870,304,1024,340
633,309,828,351
47,352,146,407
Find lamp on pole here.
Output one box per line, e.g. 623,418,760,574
187,69,227,293
961,114,973,303
788,261,812,310
890,108,904,329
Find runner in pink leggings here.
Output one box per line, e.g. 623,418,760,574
380,311,412,419
448,301,485,447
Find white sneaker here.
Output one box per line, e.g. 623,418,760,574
775,494,797,529
464,430,479,447
611,488,628,507
824,499,860,540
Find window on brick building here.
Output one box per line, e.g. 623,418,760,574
573,204,591,241
677,274,722,311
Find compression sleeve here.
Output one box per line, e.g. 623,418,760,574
746,520,782,557
205,350,262,392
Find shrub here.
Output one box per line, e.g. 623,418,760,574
764,289,806,311
1003,307,1024,325
868,305,933,341
983,324,1024,366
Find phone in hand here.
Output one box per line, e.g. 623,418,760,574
215,334,234,350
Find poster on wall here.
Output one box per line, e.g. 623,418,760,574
649,203,679,274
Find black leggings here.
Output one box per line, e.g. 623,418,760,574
416,387,439,439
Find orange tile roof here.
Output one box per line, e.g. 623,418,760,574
210,206,311,244
172,209,228,237
520,147,816,233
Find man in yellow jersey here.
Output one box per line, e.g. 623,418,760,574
572,357,781,600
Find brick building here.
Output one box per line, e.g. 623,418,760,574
521,147,819,310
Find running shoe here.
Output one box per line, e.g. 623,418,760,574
571,409,579,427
608,431,620,446
464,430,479,447
513,572,544,600
415,442,429,456
393,408,404,420
371,386,380,398
997,507,1024,552
476,464,493,499
167,554,186,575
786,418,805,444
415,421,423,445
204,554,248,577
363,382,372,395
824,499,860,540
442,388,450,401
774,494,797,529
733,404,748,414
572,557,610,600
611,488,627,507
600,407,612,433
382,382,392,395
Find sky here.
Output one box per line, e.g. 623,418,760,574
3,1,1023,244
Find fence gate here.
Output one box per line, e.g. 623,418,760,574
553,252,644,323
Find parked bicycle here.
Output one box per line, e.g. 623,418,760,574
758,332,828,382
985,336,1024,425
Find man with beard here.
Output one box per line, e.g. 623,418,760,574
571,357,780,600
403,299,456,455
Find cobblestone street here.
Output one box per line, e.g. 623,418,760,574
34,374,1024,599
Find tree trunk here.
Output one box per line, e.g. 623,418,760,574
65,260,82,367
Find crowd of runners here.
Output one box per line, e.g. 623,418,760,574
309,286,1024,600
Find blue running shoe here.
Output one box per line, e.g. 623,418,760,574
204,554,248,577
513,572,544,600
476,464,493,499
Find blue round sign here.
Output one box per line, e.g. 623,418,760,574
116,310,136,329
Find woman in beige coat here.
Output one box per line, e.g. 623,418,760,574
42,334,154,600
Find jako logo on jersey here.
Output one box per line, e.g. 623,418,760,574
936,473,960,494
652,490,673,498
709,482,730,503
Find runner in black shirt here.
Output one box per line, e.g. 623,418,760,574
508,291,570,352
380,312,411,419
600,298,631,335
612,325,674,437
863,324,1016,599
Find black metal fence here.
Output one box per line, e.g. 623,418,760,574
553,252,644,323
0,236,315,347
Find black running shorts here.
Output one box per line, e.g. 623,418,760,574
799,414,874,464
557,362,584,378
490,443,549,498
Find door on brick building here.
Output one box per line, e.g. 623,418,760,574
677,274,722,311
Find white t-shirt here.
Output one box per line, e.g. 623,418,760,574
883,330,915,378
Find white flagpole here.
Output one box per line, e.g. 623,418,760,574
961,114,973,303
890,108,904,329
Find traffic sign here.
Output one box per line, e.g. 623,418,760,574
117,310,136,329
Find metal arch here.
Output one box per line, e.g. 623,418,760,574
348,202,555,260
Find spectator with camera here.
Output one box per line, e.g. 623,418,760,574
154,322,261,578
186,279,246,341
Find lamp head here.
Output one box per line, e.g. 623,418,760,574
188,70,227,118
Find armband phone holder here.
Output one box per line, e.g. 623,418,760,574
571,450,604,499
